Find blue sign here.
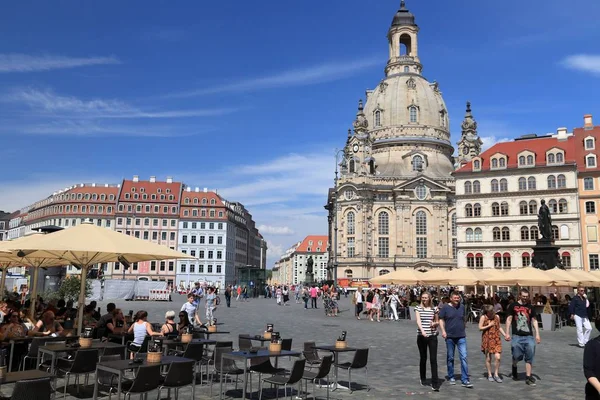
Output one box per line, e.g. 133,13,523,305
249,281,254,286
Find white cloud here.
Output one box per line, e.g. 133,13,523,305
12,120,205,137
561,54,600,75
168,57,379,97
0,54,120,73
4,88,236,119
257,225,295,236
480,135,512,151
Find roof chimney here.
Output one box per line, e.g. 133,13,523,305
166,176,173,184
132,175,139,182
104,184,109,187
585,114,593,129
556,127,568,140
203,188,208,193
195,187,200,193
149,176,156,183
91,183,96,187
186,186,191,192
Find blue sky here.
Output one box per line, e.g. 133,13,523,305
2,0,600,266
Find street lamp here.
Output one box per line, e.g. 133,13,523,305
332,148,347,286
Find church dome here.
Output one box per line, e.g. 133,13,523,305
391,1,416,27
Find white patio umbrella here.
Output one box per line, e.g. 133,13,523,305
369,268,427,285
2,221,194,333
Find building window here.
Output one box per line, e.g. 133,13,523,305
374,110,381,127
558,199,568,213
519,201,528,215
590,254,599,270
586,201,596,214
347,237,355,257
412,155,423,171
503,253,512,268
522,253,531,267
586,138,595,150
548,153,555,164
494,253,502,268
557,174,566,188
473,203,481,217
562,252,571,268
499,158,506,168
492,202,500,217
552,225,559,240
518,177,527,190
409,106,418,123
378,212,389,235
500,202,509,216
464,181,472,194
527,177,536,190
491,179,499,192
475,253,483,269
160,261,165,271
500,179,508,192
556,153,564,163
416,237,427,259
168,262,174,271
182,235,188,244
521,226,530,240
529,200,537,215
473,160,480,170
466,228,473,242
474,228,482,242
502,227,510,241
378,237,389,258
587,155,597,168
415,185,427,200
549,199,557,214
345,269,353,278
416,210,427,259
530,226,539,240
493,227,501,241
452,238,457,259
584,177,594,190
473,180,480,193
519,156,526,165
465,204,473,218
347,212,355,235
451,213,457,236
527,155,534,165
467,254,474,268
547,175,556,189
492,159,498,169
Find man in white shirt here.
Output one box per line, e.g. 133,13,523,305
354,290,363,320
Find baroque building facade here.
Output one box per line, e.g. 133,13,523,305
326,2,476,281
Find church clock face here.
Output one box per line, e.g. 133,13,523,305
463,147,469,155
352,144,359,153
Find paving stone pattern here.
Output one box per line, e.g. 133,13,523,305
7,294,593,399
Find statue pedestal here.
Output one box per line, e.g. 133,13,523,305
305,273,314,286
532,239,562,270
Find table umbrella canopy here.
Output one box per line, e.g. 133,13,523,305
549,269,600,287
483,267,564,286
369,268,427,285
419,268,502,286
1,221,195,332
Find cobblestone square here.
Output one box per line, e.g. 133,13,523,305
10,294,589,400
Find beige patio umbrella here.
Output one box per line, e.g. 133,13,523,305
483,267,563,286
3,221,194,333
420,268,502,286
369,268,427,285
0,233,69,317
550,269,600,287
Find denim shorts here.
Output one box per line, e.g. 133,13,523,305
511,335,536,364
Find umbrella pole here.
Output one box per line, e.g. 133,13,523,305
0,268,6,300
29,267,40,320
76,265,88,335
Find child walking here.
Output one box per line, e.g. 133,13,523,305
479,304,507,383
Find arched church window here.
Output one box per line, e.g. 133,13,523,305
404,66,409,73
378,211,389,235
412,155,423,171
349,159,355,173
409,106,418,123
369,159,376,174
400,34,412,56
346,212,355,235
415,211,427,259
374,110,381,127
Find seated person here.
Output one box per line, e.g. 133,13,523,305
55,299,67,319
106,308,128,335
31,311,64,337
80,305,98,328
127,310,161,357
161,311,178,337
19,309,35,331
177,311,191,333
1,311,28,371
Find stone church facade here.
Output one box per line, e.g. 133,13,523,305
325,2,481,281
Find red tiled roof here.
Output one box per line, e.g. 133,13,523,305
119,180,182,203
180,191,224,207
573,125,600,172
295,235,329,253
67,186,119,195
455,136,575,174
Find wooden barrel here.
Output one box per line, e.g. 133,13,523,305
269,342,282,353
147,352,162,363
335,340,347,349
263,332,272,340
181,333,193,343
208,325,217,333
79,338,93,348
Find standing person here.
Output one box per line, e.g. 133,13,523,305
505,288,541,386
415,291,439,392
479,304,506,383
354,289,363,320
295,287,301,304
180,293,202,327
570,286,592,348
224,285,232,308
302,287,309,309
439,291,472,388
205,287,216,324
191,282,204,307
310,285,318,309
371,289,381,322
283,286,290,306
236,285,242,301
583,317,600,400
276,286,283,305
388,289,401,321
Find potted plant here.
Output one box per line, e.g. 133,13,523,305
540,300,556,331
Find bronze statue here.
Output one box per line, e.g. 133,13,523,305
538,199,552,240
306,256,314,274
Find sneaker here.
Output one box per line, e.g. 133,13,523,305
431,384,440,392
462,381,473,388
448,378,456,385
488,375,494,382
526,376,536,386
494,375,503,383
512,365,518,380
420,379,426,386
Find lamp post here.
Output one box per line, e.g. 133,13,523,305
332,148,347,286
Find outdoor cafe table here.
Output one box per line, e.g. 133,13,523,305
160,338,216,355
219,349,301,400
203,330,230,340
39,341,125,374
312,345,358,390
108,332,133,345
92,355,194,400
238,334,272,345
2,335,79,372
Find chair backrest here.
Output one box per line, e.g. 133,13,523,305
281,338,292,351
302,342,319,362
126,364,162,393
286,359,306,385
95,326,106,339
215,341,233,348
214,346,236,372
314,355,333,379
27,337,47,357
238,335,252,351
102,345,125,358
138,335,151,353
11,377,52,400
163,360,195,387
97,354,121,385
70,349,100,373
351,348,369,369
182,342,204,361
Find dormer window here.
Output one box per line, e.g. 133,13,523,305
586,137,595,150
499,158,506,168
548,154,555,164
492,159,498,169
527,155,534,165
473,160,481,170
412,155,424,171
556,153,564,163
587,154,597,168
519,156,526,165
